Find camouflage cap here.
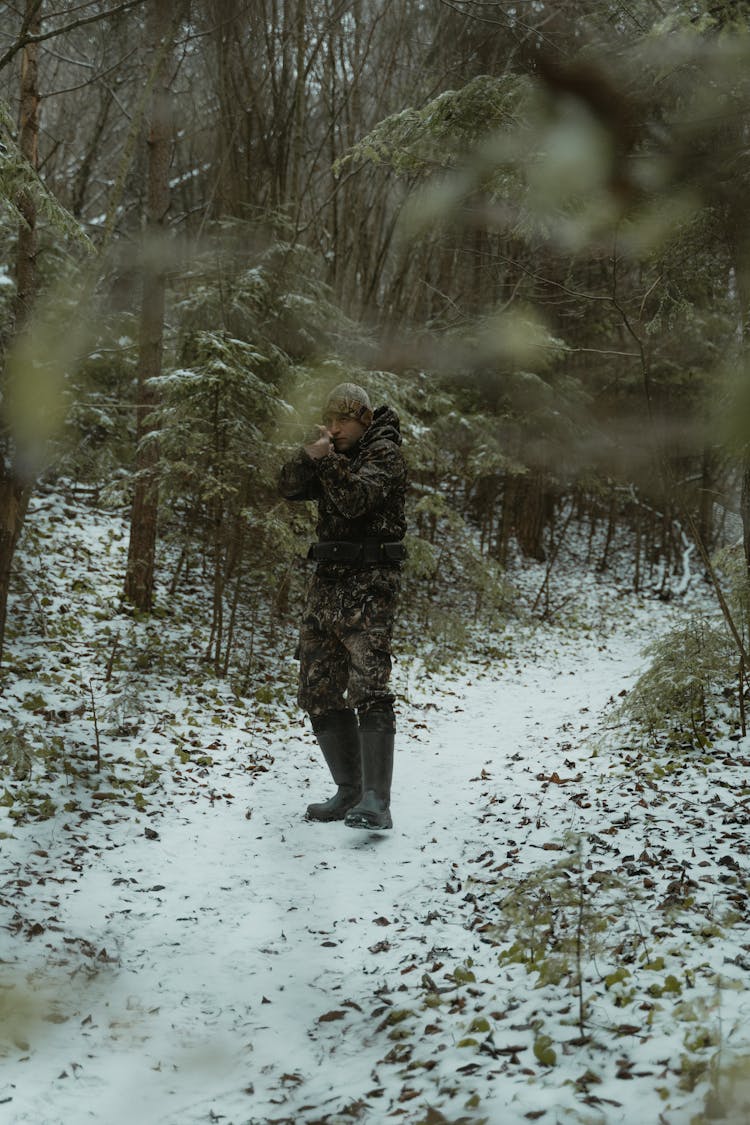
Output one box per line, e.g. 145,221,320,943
323,382,373,426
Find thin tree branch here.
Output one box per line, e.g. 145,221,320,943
0,0,147,73
611,238,652,414
496,253,614,303
45,46,139,98
557,345,641,358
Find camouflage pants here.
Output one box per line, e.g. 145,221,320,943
297,565,401,726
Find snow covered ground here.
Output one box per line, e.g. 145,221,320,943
2,489,750,1125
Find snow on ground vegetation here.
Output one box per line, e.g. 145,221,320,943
1,485,750,1124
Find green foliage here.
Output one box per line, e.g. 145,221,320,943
60,316,139,488
338,74,527,177
713,545,750,650
533,1033,557,1067
399,492,515,667
0,725,35,781
152,236,383,677
620,616,737,742
153,329,282,509
698,1051,750,1123
493,841,627,1038
331,17,750,582
175,234,366,365
0,101,92,252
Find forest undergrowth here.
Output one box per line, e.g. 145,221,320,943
0,470,704,831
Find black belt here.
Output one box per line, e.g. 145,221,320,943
307,540,407,564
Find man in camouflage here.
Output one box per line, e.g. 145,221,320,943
278,382,407,830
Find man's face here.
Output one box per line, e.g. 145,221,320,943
324,412,367,452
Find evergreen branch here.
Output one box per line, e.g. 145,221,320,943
0,99,93,250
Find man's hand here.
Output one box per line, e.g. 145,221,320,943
304,425,333,460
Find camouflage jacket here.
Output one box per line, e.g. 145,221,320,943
278,405,407,544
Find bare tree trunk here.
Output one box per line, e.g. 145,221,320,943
0,0,42,666
632,507,641,593
71,87,113,217
736,267,750,578
698,448,716,554
725,203,750,575
212,0,243,216
14,3,41,327
742,468,750,580
124,0,174,610
597,495,617,573
513,470,548,562
291,0,306,205
496,474,515,566
0,478,31,666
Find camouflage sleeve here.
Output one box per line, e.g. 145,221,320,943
278,449,322,501
314,438,406,520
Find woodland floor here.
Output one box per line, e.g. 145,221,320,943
1,488,750,1124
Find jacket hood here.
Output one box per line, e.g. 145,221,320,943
360,404,402,450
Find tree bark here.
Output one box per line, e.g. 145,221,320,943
698,447,716,553
0,0,41,667
71,87,113,218
124,0,174,610
733,236,750,576
13,2,41,326
512,470,549,562
291,0,307,204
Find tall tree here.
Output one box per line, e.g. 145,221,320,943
0,0,42,665
124,0,174,610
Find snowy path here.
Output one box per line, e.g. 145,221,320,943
1,624,668,1125
1,630,647,1120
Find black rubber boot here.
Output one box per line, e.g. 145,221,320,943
306,710,362,822
345,727,394,831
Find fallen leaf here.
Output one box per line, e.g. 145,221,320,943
399,1088,420,1102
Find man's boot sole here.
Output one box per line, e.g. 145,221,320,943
344,810,393,830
